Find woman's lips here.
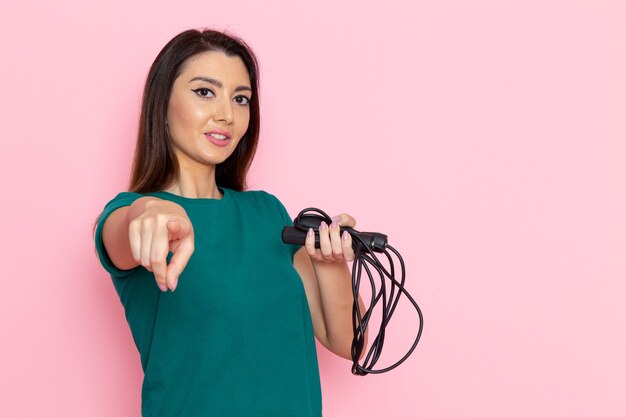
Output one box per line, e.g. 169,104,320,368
205,130,231,147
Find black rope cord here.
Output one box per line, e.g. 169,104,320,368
282,208,423,375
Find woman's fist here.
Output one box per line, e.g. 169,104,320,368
128,198,194,292
304,213,356,263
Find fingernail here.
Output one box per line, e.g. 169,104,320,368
342,231,350,240
307,228,314,237
330,221,338,229
331,216,342,223
320,222,328,230
158,283,168,292
171,277,178,292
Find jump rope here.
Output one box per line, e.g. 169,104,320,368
282,208,423,375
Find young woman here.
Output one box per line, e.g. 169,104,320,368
94,28,363,416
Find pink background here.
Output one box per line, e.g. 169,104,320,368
1,0,625,415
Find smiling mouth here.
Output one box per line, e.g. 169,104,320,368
207,133,228,141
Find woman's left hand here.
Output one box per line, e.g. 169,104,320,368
304,213,356,263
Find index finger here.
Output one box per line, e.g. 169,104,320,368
332,213,356,228
165,236,194,291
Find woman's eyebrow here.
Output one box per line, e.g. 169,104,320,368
189,76,251,92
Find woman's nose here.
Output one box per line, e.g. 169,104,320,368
212,97,234,124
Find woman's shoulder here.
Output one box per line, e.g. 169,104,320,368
101,191,145,211
229,188,290,215
230,188,284,204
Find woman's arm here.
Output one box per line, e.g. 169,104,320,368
293,215,367,360
101,197,194,291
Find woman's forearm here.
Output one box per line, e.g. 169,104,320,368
311,259,367,360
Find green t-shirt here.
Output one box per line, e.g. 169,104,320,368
94,188,322,417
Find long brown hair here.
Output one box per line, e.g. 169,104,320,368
129,29,261,193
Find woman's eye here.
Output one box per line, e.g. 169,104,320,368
192,88,214,98
234,96,250,105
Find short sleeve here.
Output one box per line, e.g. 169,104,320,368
265,192,300,259
94,192,144,277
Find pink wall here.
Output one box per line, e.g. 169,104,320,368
1,0,625,415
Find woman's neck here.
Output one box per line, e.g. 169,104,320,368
164,163,222,199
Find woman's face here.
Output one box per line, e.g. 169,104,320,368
166,51,252,171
